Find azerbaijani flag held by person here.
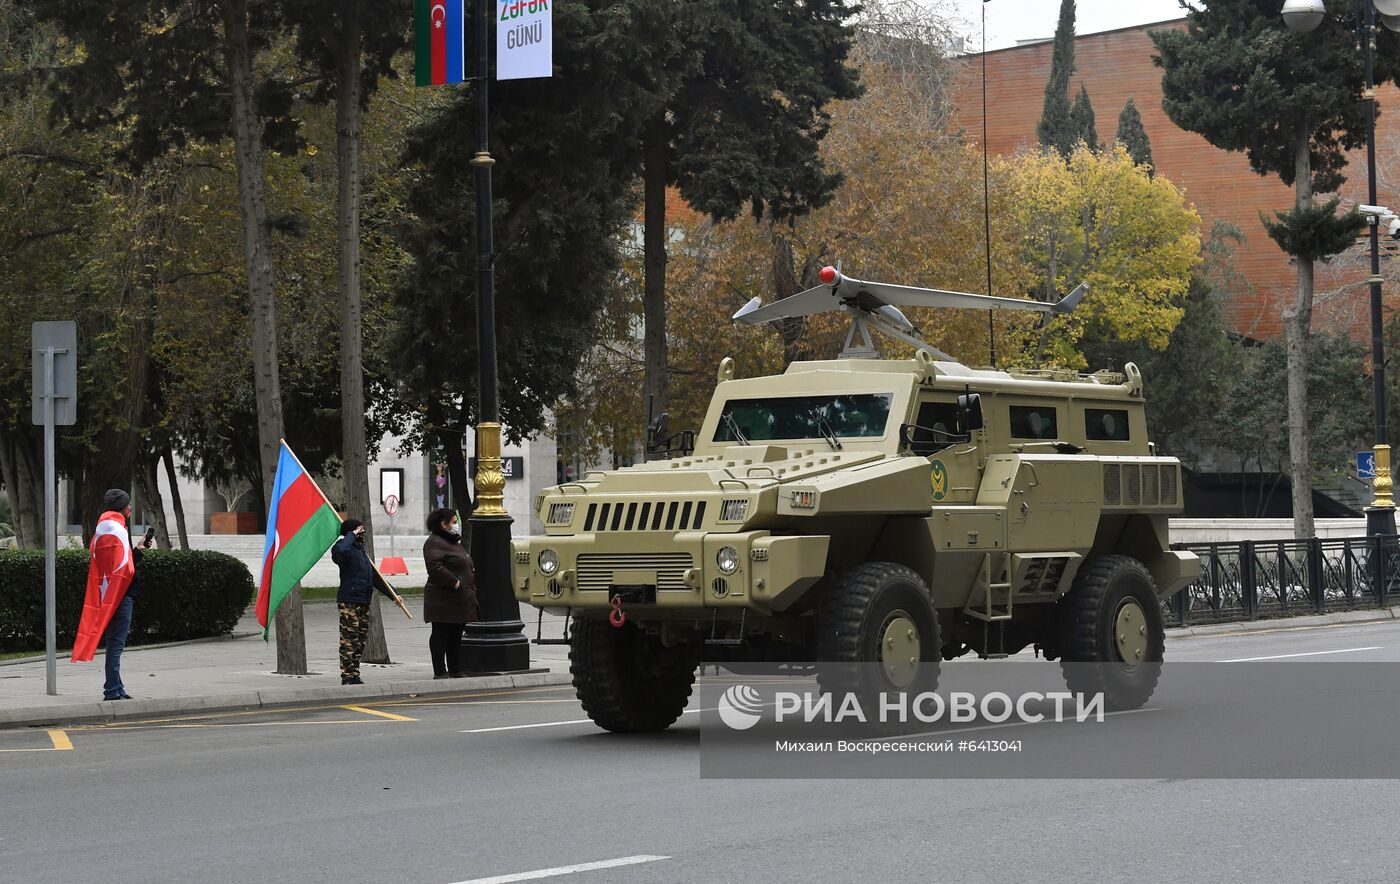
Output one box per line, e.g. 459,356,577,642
256,441,342,639
71,512,137,662
415,0,467,86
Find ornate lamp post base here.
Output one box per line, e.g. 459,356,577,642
1367,444,1397,537
461,422,532,674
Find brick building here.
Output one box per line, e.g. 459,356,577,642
950,18,1400,342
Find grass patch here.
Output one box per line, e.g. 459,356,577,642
300,585,424,602
1,649,42,661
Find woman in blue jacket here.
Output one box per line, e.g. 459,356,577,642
331,519,397,685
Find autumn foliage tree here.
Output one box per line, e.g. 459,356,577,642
995,143,1201,366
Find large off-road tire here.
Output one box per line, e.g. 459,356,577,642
817,563,941,701
570,616,698,733
1056,554,1165,710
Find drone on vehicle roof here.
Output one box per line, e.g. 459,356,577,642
732,264,1089,360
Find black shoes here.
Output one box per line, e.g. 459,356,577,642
433,673,452,680
341,677,364,685
102,692,134,701
449,672,470,679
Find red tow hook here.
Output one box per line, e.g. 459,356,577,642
609,594,627,628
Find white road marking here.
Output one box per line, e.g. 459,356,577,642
461,708,710,734
449,854,669,883
1218,646,1383,662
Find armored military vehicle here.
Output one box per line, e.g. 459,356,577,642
514,267,1199,732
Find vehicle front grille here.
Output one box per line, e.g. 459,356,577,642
575,552,694,593
582,500,706,532
1103,464,1121,505
1102,461,1181,509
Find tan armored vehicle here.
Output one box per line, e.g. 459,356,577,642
514,267,1200,732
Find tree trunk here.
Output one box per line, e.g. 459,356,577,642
642,113,670,441
134,457,171,549
770,224,808,365
440,423,474,549
1,430,43,548
1284,120,1315,540
221,0,301,673
161,446,189,550
333,3,389,664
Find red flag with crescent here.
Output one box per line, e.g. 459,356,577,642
71,511,136,663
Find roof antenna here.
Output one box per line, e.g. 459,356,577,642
982,0,996,368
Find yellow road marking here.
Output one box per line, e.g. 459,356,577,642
387,698,580,707
67,686,570,729
0,729,73,753
343,704,417,721
99,720,375,731
374,686,574,707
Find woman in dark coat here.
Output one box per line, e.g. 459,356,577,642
423,507,478,678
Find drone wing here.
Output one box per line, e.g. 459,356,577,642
840,275,1089,315
732,286,844,325
733,267,1087,325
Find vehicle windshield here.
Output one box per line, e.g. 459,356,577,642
712,393,893,443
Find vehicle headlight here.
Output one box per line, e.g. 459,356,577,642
538,549,559,575
717,546,740,574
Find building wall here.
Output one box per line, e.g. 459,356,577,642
949,18,1400,342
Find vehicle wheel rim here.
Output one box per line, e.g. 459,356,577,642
878,610,920,688
1113,598,1148,664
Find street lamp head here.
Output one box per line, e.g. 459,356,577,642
1281,0,1326,32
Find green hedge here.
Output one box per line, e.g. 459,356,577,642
0,549,254,653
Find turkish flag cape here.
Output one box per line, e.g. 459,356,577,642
71,511,136,663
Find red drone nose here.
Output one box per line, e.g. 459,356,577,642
819,266,838,284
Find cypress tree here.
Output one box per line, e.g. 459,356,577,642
1115,97,1153,172
1036,0,1077,158
1070,82,1098,152
1154,0,1399,539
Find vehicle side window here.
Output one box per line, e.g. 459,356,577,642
1085,408,1130,441
1009,405,1057,440
910,401,962,455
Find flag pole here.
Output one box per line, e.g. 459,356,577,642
281,439,412,619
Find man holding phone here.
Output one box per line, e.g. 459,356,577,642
99,488,153,701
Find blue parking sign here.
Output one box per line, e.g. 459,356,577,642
1358,450,1377,480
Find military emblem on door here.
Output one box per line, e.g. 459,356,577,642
930,460,948,501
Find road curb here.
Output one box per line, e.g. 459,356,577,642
1173,607,1398,637
0,671,574,730
0,631,263,668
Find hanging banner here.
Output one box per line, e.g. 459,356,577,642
497,0,552,80
415,0,468,86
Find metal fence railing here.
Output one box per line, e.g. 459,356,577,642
1166,537,1400,627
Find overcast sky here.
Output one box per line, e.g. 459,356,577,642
941,0,1192,52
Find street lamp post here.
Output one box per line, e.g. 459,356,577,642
1284,0,1398,537
461,0,531,673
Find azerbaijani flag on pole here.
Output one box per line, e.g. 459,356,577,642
415,0,467,86
256,441,342,639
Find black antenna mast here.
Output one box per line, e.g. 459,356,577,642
982,0,996,368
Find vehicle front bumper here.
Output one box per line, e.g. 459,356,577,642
512,531,829,616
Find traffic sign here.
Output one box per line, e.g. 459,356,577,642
383,493,400,517
31,321,77,426
1358,451,1377,480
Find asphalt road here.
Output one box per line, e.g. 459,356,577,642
4,620,1400,884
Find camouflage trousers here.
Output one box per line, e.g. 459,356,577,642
338,602,370,680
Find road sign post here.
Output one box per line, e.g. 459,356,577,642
32,322,77,697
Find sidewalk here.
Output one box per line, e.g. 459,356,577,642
0,599,573,729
